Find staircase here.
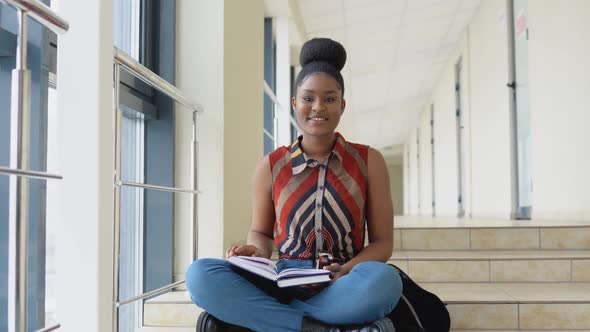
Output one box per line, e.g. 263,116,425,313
139,216,590,331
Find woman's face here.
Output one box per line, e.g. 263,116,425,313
292,72,346,139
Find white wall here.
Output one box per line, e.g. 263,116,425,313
466,0,512,218
528,0,590,220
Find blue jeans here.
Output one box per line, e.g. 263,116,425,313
186,258,402,332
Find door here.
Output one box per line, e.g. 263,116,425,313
508,0,532,219
455,60,466,218
430,105,436,217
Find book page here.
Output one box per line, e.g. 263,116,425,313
278,268,331,278
227,256,279,281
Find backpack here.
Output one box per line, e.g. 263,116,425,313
387,264,450,332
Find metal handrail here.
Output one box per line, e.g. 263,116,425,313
3,2,67,331
113,48,202,114
117,180,200,195
35,323,61,332
263,128,274,141
0,0,69,34
112,49,202,332
116,280,185,307
0,166,62,180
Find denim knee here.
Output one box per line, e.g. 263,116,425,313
313,261,402,324
349,261,402,317
185,258,225,305
369,262,402,311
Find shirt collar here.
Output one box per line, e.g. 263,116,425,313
289,133,347,175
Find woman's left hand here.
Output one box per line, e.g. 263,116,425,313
323,263,351,283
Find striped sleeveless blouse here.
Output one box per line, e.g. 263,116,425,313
268,133,369,262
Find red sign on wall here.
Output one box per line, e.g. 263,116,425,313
515,9,527,40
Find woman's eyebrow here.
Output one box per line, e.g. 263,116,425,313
300,89,338,95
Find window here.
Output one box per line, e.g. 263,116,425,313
114,1,176,331
263,18,276,155
263,18,298,154
290,65,299,142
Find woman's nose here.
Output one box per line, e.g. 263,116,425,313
312,100,327,111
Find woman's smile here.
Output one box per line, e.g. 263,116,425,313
307,115,329,123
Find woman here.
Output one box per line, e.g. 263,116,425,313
186,38,402,332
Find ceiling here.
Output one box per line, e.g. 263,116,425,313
265,0,481,161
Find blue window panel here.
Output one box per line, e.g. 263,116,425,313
264,134,274,157
141,0,175,293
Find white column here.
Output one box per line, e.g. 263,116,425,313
177,0,225,259
55,0,115,331
177,0,264,259
275,17,292,146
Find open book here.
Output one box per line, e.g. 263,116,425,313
227,256,331,288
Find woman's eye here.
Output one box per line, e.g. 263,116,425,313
302,97,313,102
326,97,335,103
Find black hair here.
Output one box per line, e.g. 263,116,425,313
295,38,347,95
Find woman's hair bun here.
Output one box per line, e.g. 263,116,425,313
299,38,347,71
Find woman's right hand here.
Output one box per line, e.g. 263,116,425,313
226,244,263,258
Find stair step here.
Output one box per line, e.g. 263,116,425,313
144,283,590,329
393,225,590,250
394,216,590,229
144,291,203,327
393,217,590,250
389,250,590,282
393,249,590,260
426,283,590,330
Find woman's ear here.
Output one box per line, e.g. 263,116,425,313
292,96,297,111
340,99,346,115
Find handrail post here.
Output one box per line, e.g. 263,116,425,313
8,9,31,332
112,63,122,332
1,0,69,34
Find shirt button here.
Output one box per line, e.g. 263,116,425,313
316,204,321,209
316,228,322,234
319,185,324,190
